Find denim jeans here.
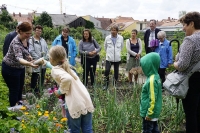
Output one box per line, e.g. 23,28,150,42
142,118,160,133
1,62,25,107
66,110,93,133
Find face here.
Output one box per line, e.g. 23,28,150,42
131,31,137,38
111,28,118,37
62,30,69,38
19,30,32,40
150,21,156,30
182,22,194,36
158,35,165,43
34,28,42,37
83,31,89,40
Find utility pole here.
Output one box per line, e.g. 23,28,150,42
59,0,62,14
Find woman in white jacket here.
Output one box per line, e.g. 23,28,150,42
49,45,94,133
126,29,142,84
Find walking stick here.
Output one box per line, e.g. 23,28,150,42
169,39,180,111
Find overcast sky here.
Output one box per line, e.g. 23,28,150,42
1,0,200,21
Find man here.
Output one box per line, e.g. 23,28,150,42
52,27,77,66
103,25,124,90
29,25,49,94
144,19,161,54
3,22,22,57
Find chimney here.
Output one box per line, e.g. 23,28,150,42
19,12,21,17
63,13,66,15
13,12,15,17
168,17,170,21
144,19,147,22
102,16,104,18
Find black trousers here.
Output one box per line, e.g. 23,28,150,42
1,62,25,107
104,60,120,85
146,47,153,54
82,58,97,86
182,72,200,133
158,68,166,85
31,68,46,93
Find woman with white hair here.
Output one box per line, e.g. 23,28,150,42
155,31,173,89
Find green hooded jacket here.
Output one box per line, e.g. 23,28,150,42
140,52,162,119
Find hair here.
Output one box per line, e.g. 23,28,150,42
179,11,200,29
150,19,156,24
17,22,32,33
110,25,119,31
34,25,43,31
157,31,166,38
131,29,138,34
82,29,92,42
49,46,77,80
62,27,70,33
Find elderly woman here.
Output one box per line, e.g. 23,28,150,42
79,29,101,88
2,22,38,107
126,29,142,84
174,12,200,133
155,31,173,88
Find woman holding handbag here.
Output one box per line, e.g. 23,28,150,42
174,11,200,133
78,29,101,88
126,29,142,84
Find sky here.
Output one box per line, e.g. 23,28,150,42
1,0,200,21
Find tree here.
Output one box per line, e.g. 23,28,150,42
0,10,17,30
85,20,94,29
33,11,53,28
179,11,187,18
121,31,131,40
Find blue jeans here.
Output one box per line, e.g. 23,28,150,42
66,110,93,133
142,118,160,133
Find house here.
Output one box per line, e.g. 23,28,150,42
11,12,33,24
95,17,112,30
135,19,147,31
34,13,89,29
83,15,110,38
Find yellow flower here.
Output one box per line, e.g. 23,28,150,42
36,104,40,108
38,111,42,116
61,117,68,122
21,124,26,129
20,106,26,111
53,117,57,121
21,119,24,123
45,111,49,114
24,112,29,115
55,123,63,128
44,113,49,117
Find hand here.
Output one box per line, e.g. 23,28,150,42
29,60,39,68
27,55,33,61
135,54,140,60
145,116,152,121
54,90,60,97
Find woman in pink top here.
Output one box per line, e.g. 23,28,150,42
49,45,94,133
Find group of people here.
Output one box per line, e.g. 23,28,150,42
1,11,200,133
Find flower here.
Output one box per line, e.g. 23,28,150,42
36,104,40,108
21,119,24,123
24,112,29,115
44,113,49,117
61,117,68,122
45,111,49,114
20,106,26,110
53,117,57,121
21,124,26,129
38,111,42,116
55,123,63,128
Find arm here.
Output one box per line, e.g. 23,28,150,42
121,36,124,51
29,38,40,59
167,44,173,65
52,38,57,46
93,39,101,53
126,39,137,56
72,39,77,57
138,38,142,55
78,40,89,55
175,38,194,71
104,38,107,52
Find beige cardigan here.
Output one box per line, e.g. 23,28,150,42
51,66,94,118
126,38,142,61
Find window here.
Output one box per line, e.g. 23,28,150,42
140,23,143,30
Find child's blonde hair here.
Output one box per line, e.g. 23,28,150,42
49,45,77,80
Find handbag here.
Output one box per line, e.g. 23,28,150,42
163,61,200,99
93,39,100,62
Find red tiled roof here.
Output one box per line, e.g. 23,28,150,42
96,18,112,30
11,14,32,24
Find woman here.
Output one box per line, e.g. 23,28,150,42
174,11,200,133
126,29,142,84
2,22,38,107
155,31,173,88
79,29,101,87
49,46,94,133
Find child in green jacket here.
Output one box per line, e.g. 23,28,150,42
140,52,162,132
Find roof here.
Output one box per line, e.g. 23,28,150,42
11,13,32,24
96,17,112,30
161,21,181,26
106,21,135,31
34,13,78,26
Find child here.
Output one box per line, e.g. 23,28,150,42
48,45,94,133
140,52,162,132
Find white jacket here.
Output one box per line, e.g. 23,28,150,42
104,34,124,62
